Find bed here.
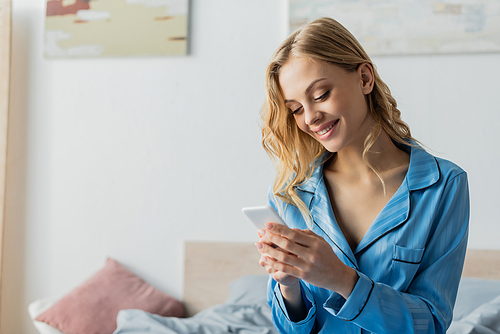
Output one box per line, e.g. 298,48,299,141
29,242,500,334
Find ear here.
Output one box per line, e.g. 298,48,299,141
358,63,374,95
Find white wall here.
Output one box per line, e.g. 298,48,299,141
2,1,499,333
373,54,500,250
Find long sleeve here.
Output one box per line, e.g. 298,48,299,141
268,278,318,334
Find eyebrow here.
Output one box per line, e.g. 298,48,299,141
284,78,328,103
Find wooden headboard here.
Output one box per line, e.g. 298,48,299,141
462,249,500,280
183,241,266,316
183,241,500,316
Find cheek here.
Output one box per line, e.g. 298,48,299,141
293,115,309,133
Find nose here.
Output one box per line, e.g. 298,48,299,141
304,105,322,125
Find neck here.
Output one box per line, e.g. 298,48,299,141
326,131,408,179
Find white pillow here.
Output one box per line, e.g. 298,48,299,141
28,299,65,334
225,275,269,305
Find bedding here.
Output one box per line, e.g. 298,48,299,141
30,273,500,334
113,275,278,334
111,275,500,334
448,278,500,334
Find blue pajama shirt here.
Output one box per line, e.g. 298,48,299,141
267,145,470,334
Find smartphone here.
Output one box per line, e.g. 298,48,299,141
242,205,287,230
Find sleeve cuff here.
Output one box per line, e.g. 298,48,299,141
324,270,374,321
272,280,317,330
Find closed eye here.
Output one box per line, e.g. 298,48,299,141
314,90,330,101
291,106,303,115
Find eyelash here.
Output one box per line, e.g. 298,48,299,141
315,90,330,101
290,90,331,115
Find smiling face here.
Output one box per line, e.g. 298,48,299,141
279,57,375,153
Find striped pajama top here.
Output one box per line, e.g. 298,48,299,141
267,144,470,334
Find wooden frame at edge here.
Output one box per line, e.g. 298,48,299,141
0,0,12,327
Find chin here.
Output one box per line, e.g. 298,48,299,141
320,136,356,154
321,143,342,153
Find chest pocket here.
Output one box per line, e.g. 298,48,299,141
390,245,425,291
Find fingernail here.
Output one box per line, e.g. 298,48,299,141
255,242,263,249
258,229,266,237
266,223,274,230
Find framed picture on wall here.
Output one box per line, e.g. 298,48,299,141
290,0,500,56
44,0,189,58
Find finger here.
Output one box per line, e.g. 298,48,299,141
259,256,275,273
299,229,314,234
300,229,324,240
257,229,275,245
259,255,267,268
264,228,312,255
265,256,302,278
265,223,292,235
258,229,288,251
256,241,287,261
255,242,268,255
266,223,315,247
256,241,279,259
259,242,304,269
265,233,302,256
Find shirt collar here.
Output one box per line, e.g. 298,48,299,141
405,143,440,191
295,151,330,195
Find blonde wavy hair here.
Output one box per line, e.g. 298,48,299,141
261,17,415,225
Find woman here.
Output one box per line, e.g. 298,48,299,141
255,17,469,334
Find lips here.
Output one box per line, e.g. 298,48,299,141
314,119,339,138
317,124,334,135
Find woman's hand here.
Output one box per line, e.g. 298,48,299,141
256,228,305,321
256,231,300,288
256,223,358,299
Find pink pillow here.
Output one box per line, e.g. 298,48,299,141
35,258,184,334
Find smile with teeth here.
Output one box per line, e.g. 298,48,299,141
316,120,338,136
